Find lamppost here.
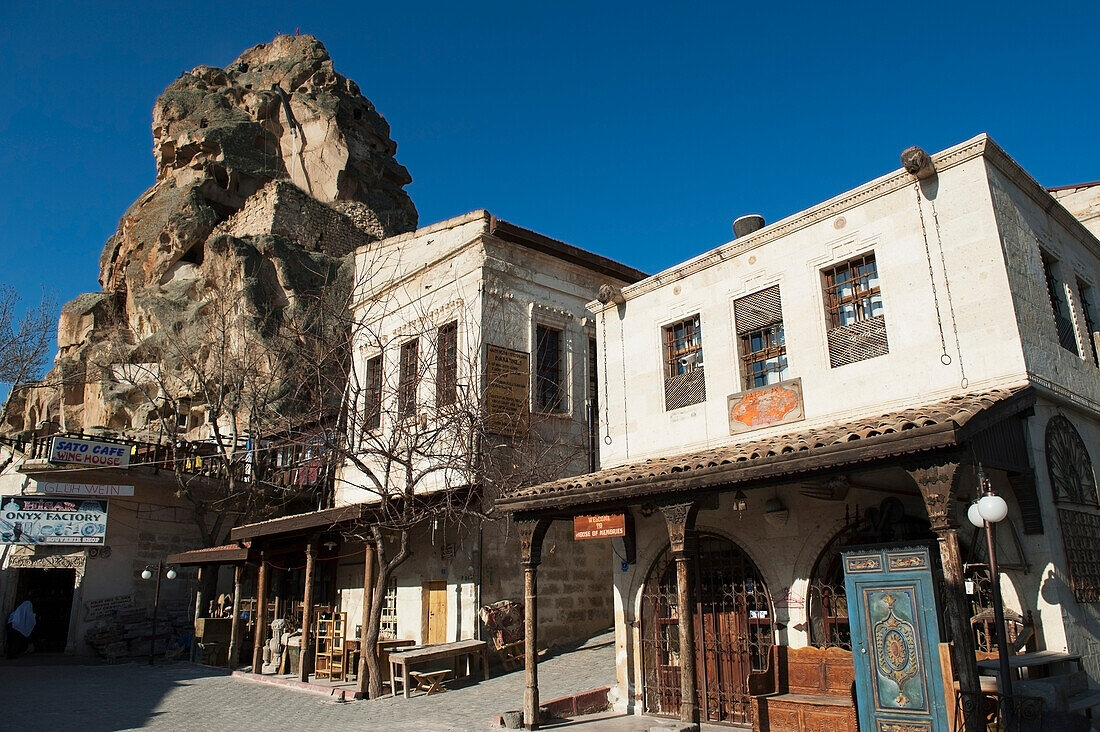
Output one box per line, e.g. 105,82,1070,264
141,562,177,665
967,467,1014,728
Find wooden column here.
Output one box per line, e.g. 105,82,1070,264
910,461,983,732
228,563,242,669
357,541,377,698
299,538,318,682
661,501,700,726
518,518,553,731
191,566,205,663
251,553,268,674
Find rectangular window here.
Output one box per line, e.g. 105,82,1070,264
1078,279,1099,366
1042,252,1080,355
362,354,383,432
663,315,705,410
734,286,788,389
436,321,458,406
823,253,889,367
535,324,565,412
587,337,599,411
398,338,418,419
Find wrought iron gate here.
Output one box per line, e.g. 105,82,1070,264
642,534,773,725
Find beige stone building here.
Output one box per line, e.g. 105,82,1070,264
228,210,644,682
503,135,1100,728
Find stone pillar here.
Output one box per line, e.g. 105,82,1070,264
910,461,983,732
518,518,553,730
661,501,700,726
228,563,242,669
251,553,268,674
357,541,377,698
299,538,318,682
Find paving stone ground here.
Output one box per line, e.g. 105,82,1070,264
0,630,726,731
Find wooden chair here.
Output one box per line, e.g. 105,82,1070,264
748,645,858,732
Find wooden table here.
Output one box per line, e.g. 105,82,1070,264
388,640,489,698
978,650,1082,681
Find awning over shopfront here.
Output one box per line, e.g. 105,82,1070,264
167,544,250,566
499,385,1036,516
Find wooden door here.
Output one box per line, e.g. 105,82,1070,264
421,581,448,644
842,546,948,732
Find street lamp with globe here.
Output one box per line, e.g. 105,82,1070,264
141,562,177,665
967,467,1013,725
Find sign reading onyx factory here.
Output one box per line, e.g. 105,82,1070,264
49,435,130,469
0,497,108,545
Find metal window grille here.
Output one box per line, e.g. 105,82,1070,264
1041,252,1080,355
1077,280,1099,366
379,580,399,639
436,321,458,407
823,254,889,367
1057,508,1100,603
663,316,705,410
535,324,565,412
362,355,382,433
398,339,418,419
735,286,787,389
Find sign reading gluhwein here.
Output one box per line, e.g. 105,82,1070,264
28,482,135,497
573,514,627,540
48,436,131,469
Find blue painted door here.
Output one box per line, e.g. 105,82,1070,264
842,546,949,732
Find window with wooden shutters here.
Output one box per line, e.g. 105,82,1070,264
1041,252,1080,355
822,253,889,367
362,354,383,432
734,286,788,390
663,315,705,410
398,338,418,419
1078,280,1099,367
436,321,458,406
535,324,565,412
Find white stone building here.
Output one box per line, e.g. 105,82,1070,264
502,134,1100,727
229,210,644,684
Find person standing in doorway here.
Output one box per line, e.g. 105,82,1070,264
6,591,35,658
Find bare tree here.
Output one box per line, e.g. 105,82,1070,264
285,250,593,698
98,278,345,547
0,285,57,429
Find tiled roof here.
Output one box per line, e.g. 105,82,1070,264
167,543,249,565
501,386,1032,511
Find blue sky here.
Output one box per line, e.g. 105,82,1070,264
2,1,1098,321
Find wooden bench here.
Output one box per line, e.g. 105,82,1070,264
409,668,452,696
748,645,858,732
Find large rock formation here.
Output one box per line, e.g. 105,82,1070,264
5,35,417,437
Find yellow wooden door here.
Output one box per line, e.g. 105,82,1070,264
422,581,448,644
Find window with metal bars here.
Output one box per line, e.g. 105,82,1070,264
362,354,383,432
535,324,565,412
663,315,705,410
398,338,418,419
436,321,458,406
1078,280,1099,367
822,253,889,367
734,286,788,389
1041,252,1080,355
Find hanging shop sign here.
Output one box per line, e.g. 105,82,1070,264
0,497,108,545
28,482,135,497
48,436,131,469
573,513,627,540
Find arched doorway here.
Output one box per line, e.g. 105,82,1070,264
641,533,773,725
807,497,934,649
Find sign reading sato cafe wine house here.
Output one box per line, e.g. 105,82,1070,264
48,435,131,469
